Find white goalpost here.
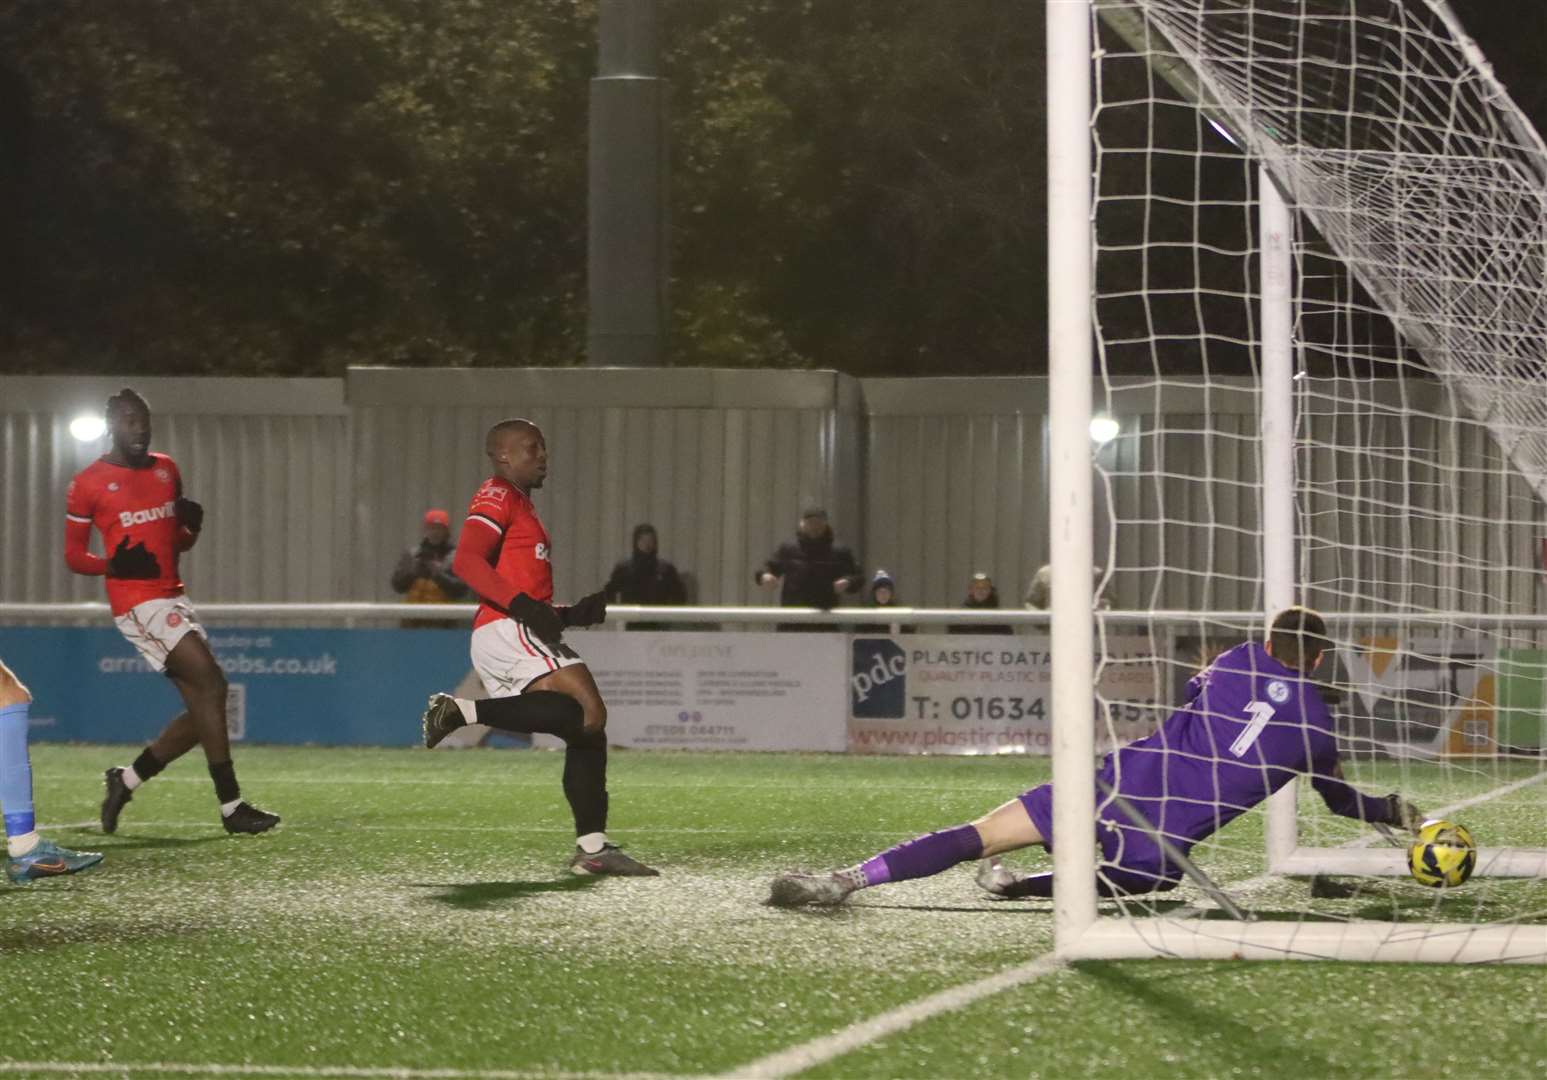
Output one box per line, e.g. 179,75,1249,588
1050,0,1547,963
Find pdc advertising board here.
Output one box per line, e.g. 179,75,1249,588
848,634,1163,754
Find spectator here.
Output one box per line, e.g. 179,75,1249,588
756,508,861,631
950,572,1013,635
1025,564,1110,611
391,509,468,627
605,523,688,630
855,569,907,635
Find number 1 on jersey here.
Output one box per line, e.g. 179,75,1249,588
1230,700,1276,758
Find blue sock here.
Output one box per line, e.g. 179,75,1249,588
0,703,36,838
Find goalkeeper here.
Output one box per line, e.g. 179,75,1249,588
769,606,1422,906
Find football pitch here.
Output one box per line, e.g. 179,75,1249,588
3,746,1544,1079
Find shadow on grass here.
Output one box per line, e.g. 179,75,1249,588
411,876,601,910
0,919,211,952
1350,894,1547,923
1075,961,1341,1076
1191,907,1353,923
64,829,234,852
857,901,1050,914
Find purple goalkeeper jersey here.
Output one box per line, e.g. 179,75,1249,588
1094,642,1352,870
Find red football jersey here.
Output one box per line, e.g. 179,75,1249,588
65,453,193,616
460,476,554,629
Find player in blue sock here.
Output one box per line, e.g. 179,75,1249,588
769,607,1424,906
1,659,103,884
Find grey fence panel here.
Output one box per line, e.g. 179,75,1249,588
6,370,1544,617
865,409,1048,609
0,377,349,605
344,369,862,606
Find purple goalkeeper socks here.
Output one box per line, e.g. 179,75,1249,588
858,824,984,887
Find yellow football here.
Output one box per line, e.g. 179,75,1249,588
1407,819,1477,888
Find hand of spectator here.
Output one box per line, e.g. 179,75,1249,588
758,572,780,588
833,577,852,593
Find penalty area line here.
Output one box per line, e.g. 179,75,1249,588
0,1062,683,1080
721,954,1064,1079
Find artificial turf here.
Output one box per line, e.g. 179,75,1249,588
2,745,1542,1079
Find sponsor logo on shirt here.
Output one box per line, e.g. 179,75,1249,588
1266,679,1290,704
535,542,550,562
117,500,177,528
155,468,170,482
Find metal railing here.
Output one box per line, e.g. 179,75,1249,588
6,602,1547,631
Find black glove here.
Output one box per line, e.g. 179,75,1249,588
509,592,565,645
175,496,204,532
106,538,162,580
1385,794,1424,833
562,590,608,628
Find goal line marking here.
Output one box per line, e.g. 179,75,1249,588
722,954,1063,1079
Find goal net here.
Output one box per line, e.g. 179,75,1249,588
1048,0,1547,962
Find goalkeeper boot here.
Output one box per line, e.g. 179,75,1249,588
767,872,856,907
421,692,467,750
568,843,660,877
974,857,1021,898
6,838,105,884
222,802,281,835
100,767,133,835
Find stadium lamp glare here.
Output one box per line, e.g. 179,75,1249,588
1089,416,1120,445
69,414,107,442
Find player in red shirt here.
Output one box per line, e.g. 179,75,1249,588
65,389,279,836
419,418,657,876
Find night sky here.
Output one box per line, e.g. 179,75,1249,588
1447,1,1547,136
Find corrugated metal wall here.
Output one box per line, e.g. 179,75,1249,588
867,376,1545,614
864,378,1051,610
3,370,1540,614
1,377,350,604
1295,382,1544,622
346,368,864,605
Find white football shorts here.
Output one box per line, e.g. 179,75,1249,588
469,618,584,698
114,596,208,673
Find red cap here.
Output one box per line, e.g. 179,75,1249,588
423,509,450,528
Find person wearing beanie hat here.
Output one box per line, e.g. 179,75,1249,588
854,569,910,635
605,524,688,607
949,572,1013,635
868,569,897,607
391,507,469,613
755,508,862,630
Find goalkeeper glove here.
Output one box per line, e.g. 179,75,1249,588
1385,793,1424,833
561,590,607,629
509,593,564,645
106,538,162,580
175,496,204,532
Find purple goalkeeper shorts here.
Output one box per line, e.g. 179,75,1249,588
1018,778,1169,876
